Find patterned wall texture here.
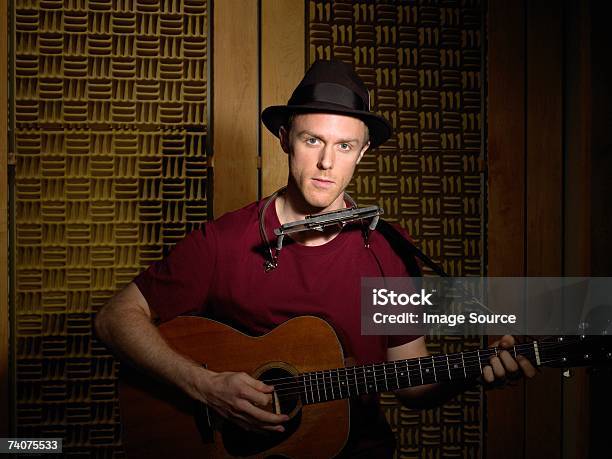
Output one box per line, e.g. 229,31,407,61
307,1,484,457
12,0,210,456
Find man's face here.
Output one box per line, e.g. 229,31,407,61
280,113,370,212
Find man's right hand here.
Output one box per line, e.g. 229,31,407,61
191,369,289,433
95,284,289,434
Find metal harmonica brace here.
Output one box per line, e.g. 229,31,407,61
273,205,383,254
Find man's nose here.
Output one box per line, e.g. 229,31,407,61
317,145,335,170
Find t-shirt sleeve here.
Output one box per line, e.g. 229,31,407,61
133,224,217,323
387,334,420,348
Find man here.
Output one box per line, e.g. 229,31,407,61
95,60,535,457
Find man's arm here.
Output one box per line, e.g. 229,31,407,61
387,335,537,409
94,282,288,432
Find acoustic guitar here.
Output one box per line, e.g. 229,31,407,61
119,315,612,458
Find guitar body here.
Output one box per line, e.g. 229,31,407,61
119,316,350,458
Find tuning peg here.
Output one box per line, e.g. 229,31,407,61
563,369,572,378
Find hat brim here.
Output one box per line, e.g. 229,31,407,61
261,102,392,149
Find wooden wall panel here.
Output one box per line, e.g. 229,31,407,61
213,0,259,216
488,0,595,457
524,1,564,457
487,1,526,277
526,0,563,276
563,1,592,458
564,2,592,278
486,0,526,456
260,0,304,197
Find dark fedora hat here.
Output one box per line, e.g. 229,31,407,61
261,59,392,149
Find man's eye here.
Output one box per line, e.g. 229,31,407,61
339,143,351,150
306,138,318,145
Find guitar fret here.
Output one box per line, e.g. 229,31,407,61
343,368,350,397
353,367,359,395
321,371,328,401
372,364,378,393
394,362,400,390
383,364,389,391
310,373,315,403
303,374,310,404
461,352,467,379
310,372,315,402
328,370,334,400
418,358,424,385
363,366,369,393
312,372,316,402
477,350,483,373
431,356,437,383
446,355,452,380
405,360,411,387
336,369,342,399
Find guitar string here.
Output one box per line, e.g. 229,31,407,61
263,338,588,386
270,358,577,400
260,339,585,387
272,355,579,403
272,349,570,396
264,346,596,392
266,338,591,387
264,344,572,391
270,352,584,401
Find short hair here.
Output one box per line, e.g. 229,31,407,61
282,113,370,146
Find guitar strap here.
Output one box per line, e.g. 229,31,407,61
375,219,449,278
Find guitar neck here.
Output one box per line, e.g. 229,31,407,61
294,341,541,405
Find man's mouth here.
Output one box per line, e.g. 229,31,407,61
312,178,335,188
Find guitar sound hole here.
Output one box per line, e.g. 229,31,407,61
221,365,302,457
259,366,301,416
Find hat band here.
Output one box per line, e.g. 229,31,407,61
288,83,368,111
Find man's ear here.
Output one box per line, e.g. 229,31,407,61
279,126,290,154
356,141,370,164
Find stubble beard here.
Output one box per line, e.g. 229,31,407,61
285,175,345,217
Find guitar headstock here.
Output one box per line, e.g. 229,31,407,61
538,336,612,368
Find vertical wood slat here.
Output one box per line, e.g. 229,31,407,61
524,1,563,457
0,0,8,437
564,1,591,278
260,0,305,197
486,0,526,457
563,1,592,458
213,0,259,217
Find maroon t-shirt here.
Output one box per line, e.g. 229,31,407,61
134,198,419,456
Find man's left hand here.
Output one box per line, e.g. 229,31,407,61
482,335,537,386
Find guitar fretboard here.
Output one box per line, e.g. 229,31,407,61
294,343,538,405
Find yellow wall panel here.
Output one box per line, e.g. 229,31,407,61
11,0,210,454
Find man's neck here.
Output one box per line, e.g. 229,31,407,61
275,188,346,247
